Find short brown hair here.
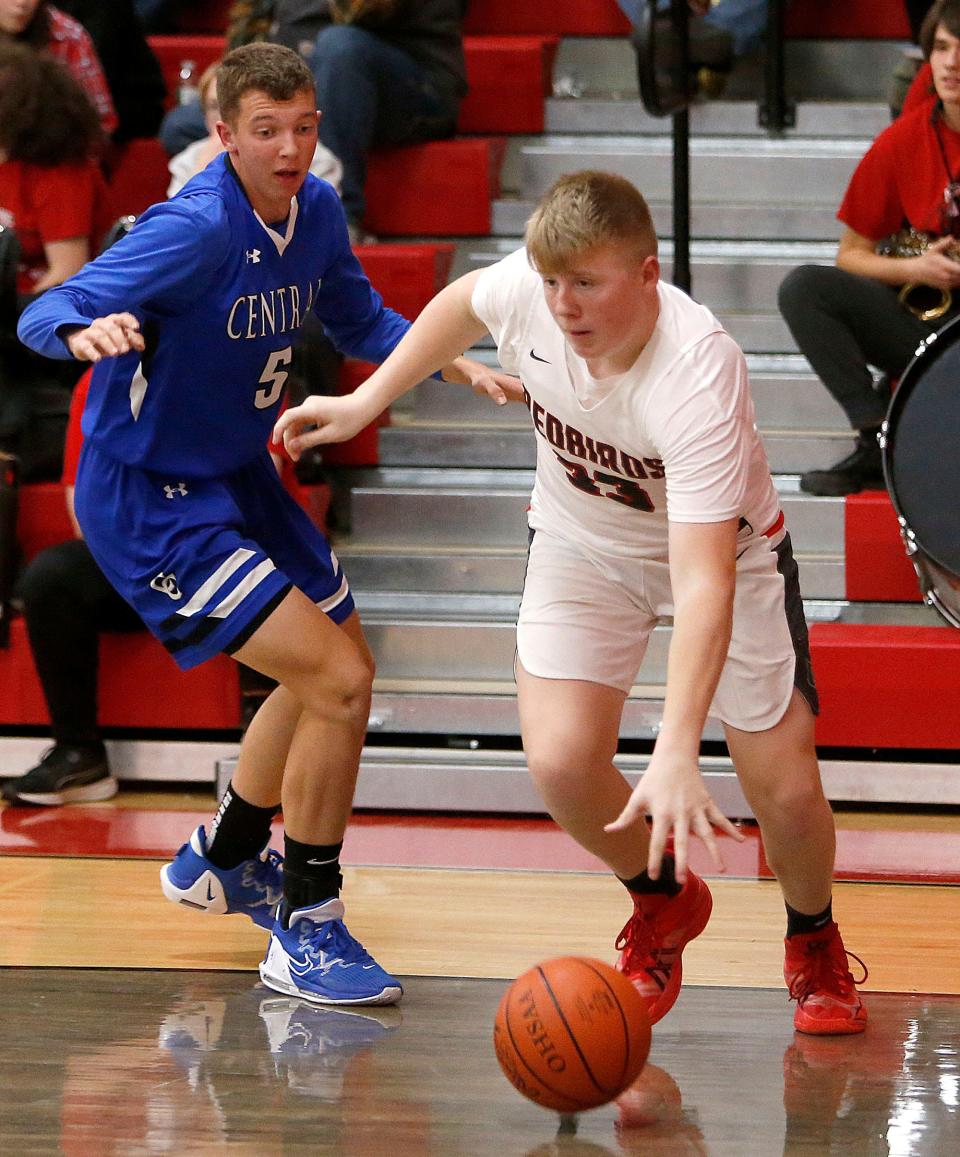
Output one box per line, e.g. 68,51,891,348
921,0,960,57
525,171,658,274
216,42,315,125
0,41,103,164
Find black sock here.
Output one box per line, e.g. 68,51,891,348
204,782,279,870
283,836,343,922
785,900,833,938
619,853,682,898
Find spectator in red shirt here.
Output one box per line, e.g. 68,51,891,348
0,0,118,137
0,41,111,298
0,41,111,479
779,0,960,496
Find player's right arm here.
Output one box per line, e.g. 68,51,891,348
16,200,225,361
275,268,493,458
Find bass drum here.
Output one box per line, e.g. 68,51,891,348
881,314,960,627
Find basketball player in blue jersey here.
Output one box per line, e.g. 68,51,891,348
17,42,509,1007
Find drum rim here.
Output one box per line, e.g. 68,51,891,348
882,315,960,568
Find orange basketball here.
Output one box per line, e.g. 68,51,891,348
493,956,652,1113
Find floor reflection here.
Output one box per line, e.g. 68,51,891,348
0,972,957,1154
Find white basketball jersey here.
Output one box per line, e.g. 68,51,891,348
472,248,781,560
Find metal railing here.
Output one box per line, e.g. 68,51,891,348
635,0,693,294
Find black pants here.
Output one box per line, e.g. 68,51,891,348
16,539,144,747
778,264,947,430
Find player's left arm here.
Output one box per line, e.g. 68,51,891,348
606,518,745,881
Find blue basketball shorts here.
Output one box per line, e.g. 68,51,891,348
74,443,355,670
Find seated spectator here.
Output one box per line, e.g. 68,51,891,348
0,0,118,138
57,0,167,143
1,366,315,806
167,58,341,196
159,0,468,244
618,0,785,98
1,371,142,806
0,42,111,478
0,44,111,299
779,0,960,496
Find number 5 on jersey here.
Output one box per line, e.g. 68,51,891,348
255,346,293,409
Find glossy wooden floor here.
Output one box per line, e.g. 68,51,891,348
1,796,958,1154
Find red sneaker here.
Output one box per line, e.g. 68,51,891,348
615,872,712,1025
784,922,868,1035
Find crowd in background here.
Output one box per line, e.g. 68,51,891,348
0,0,954,806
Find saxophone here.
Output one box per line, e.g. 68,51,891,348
881,227,960,322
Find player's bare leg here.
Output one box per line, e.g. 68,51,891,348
233,596,374,844
233,589,401,1005
516,660,711,1024
722,688,834,914
724,687,867,1034
516,661,646,877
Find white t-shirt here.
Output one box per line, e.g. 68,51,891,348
471,246,782,561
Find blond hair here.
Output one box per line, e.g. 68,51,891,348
525,171,657,274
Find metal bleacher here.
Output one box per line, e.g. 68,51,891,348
9,1,960,813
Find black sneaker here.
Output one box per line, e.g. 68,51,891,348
799,432,885,497
2,744,117,806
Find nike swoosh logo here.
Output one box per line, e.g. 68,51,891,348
206,881,215,902
529,349,551,364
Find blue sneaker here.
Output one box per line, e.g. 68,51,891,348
160,824,283,930
259,899,403,1006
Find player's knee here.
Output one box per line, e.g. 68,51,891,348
524,743,581,792
760,774,828,828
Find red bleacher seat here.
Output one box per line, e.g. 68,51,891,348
355,242,455,318
785,1,911,39
459,35,559,134
149,33,556,133
322,360,383,468
0,619,241,729
464,0,629,36
108,137,171,217
811,623,960,748
844,492,922,603
172,0,231,34
16,484,74,564
148,35,226,110
365,137,505,236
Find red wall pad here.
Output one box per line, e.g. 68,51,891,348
785,1,910,39
845,492,922,603
465,0,629,36
810,623,960,748
459,36,560,134
354,243,455,320
364,138,506,236
17,484,74,564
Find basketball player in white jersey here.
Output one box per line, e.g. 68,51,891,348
275,170,868,1035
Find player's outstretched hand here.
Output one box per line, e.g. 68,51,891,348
272,393,372,461
65,314,144,362
451,357,524,406
604,752,744,884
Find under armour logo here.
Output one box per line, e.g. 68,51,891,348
150,572,182,600
246,248,261,264
163,482,188,499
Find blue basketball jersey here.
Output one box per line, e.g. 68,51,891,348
17,155,409,478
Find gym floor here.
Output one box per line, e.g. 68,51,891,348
1,794,958,1155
